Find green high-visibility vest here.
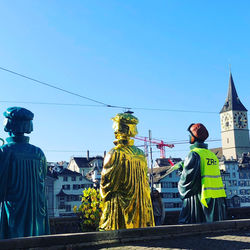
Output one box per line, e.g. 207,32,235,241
191,147,226,208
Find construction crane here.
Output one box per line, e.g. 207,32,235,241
134,133,175,191
134,135,175,160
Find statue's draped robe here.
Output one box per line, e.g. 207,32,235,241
99,145,154,230
178,142,227,224
0,136,50,239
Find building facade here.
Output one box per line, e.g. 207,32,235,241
152,158,182,212
45,156,104,217
54,168,93,217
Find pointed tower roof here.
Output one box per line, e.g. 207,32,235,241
220,73,247,113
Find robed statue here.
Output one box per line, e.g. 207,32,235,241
178,123,227,223
99,112,155,230
0,107,50,239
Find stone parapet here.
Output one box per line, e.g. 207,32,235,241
1,219,250,250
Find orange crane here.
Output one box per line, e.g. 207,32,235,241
134,136,175,165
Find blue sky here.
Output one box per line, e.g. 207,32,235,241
0,1,249,162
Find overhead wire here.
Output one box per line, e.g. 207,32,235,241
0,66,227,160
0,100,220,114
0,66,221,114
0,66,130,110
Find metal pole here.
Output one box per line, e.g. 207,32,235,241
149,130,154,192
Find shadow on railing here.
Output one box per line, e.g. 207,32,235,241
49,207,250,234
49,216,82,234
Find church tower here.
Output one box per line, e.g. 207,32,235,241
220,72,250,159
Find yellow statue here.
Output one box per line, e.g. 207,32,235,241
99,112,155,230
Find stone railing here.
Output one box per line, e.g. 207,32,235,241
1,219,250,250
48,207,250,234
49,216,81,234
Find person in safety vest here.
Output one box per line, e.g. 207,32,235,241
177,123,227,224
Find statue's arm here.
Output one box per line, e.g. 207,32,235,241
178,151,201,199
100,149,123,194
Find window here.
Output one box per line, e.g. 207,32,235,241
173,202,182,208
59,203,65,209
241,196,246,203
60,196,65,201
164,202,174,208
233,190,237,195
161,182,178,188
73,196,79,201
62,184,70,190
79,176,83,181
65,205,71,212
239,172,244,179
173,193,179,198
232,172,236,178
227,138,229,144
162,193,172,198
161,182,171,188
239,181,244,186
63,176,68,182
240,189,246,195
73,184,81,190
71,176,76,181
172,182,178,188
169,173,172,178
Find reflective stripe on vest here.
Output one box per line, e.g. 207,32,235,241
191,147,226,208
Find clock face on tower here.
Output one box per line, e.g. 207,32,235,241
221,113,233,130
233,112,248,129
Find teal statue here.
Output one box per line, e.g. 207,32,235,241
0,107,50,239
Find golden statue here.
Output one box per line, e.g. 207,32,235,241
99,112,155,230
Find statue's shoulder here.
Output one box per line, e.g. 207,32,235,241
29,144,46,157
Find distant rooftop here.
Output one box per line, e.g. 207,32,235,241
155,157,182,167
210,147,223,159
57,168,82,176
71,156,103,168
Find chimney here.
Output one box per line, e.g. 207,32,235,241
104,151,106,158
87,150,89,161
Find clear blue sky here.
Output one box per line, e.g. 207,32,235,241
0,1,249,162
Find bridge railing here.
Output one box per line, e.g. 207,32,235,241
49,207,250,234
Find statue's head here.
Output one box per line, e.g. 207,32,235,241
187,123,209,144
112,112,138,145
3,107,34,136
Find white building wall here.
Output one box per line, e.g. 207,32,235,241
53,175,93,217
220,160,250,208
154,171,182,212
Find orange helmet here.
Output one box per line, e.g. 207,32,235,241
188,123,209,142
